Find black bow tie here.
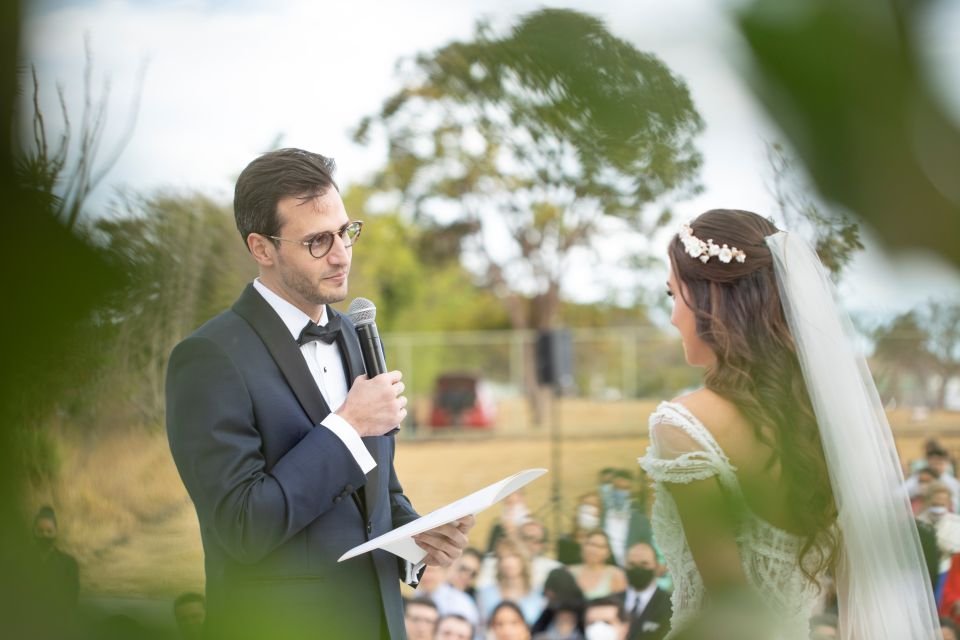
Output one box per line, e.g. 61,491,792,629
297,315,342,346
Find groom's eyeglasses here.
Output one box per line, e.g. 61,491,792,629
266,220,363,259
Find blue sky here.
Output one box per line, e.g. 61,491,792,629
20,0,960,321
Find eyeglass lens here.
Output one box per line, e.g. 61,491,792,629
308,221,362,258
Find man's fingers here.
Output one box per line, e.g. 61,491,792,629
415,538,457,568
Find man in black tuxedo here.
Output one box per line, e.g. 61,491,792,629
623,542,671,640
166,148,474,640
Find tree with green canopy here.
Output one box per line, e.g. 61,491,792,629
354,8,704,331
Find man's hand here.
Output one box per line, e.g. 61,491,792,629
413,515,476,568
336,371,407,437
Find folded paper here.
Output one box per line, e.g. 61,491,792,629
338,468,548,564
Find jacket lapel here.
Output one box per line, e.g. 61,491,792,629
232,284,333,431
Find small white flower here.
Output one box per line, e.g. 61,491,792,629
677,221,747,266
682,234,704,257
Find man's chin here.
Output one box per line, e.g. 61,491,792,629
313,284,348,305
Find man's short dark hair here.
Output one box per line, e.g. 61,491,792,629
612,468,633,481
403,596,438,614
233,148,339,245
173,592,205,611
584,596,627,622
34,505,57,526
462,546,483,562
437,613,474,637
809,613,838,629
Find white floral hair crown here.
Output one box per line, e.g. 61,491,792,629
678,223,747,264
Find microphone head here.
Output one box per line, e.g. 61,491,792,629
347,297,377,326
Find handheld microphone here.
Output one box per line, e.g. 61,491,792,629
347,297,386,377
347,297,399,435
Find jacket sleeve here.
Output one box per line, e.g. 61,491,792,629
166,336,368,564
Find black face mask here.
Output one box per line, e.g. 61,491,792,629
626,567,655,591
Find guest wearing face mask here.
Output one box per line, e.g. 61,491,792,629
622,542,671,640
487,490,533,553
558,493,602,565
583,597,629,640
598,468,616,511
601,469,653,568
918,482,960,604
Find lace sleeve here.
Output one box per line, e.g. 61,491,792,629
639,404,727,485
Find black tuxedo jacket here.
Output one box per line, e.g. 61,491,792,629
166,284,419,640
627,587,672,640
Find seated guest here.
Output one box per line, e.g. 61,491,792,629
447,547,483,602
477,538,546,626
583,597,629,640
531,567,585,637
569,530,627,599
532,600,584,640
435,613,474,640
489,600,533,640
519,519,563,593
940,617,959,640
809,613,838,640
558,493,602,565
405,597,440,640
173,592,206,640
623,542,670,640
418,565,481,628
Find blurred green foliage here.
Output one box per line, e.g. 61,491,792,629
355,8,704,330
738,0,960,265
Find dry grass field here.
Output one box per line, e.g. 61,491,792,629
27,398,960,600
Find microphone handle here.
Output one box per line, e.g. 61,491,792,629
356,322,387,377
355,322,399,435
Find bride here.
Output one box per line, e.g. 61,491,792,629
639,210,939,639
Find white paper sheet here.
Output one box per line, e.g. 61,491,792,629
338,468,548,564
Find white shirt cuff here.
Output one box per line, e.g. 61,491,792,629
405,561,426,585
321,413,377,474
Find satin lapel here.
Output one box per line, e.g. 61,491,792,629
232,284,332,427
334,307,381,521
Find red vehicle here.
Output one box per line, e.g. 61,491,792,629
428,373,497,429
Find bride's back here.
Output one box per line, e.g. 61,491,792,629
677,388,801,535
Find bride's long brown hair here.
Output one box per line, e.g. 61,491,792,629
668,209,838,583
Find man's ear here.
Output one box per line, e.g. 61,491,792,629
247,233,276,267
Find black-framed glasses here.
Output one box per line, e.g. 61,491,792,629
266,220,363,258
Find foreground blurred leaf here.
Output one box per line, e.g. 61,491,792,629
738,0,960,265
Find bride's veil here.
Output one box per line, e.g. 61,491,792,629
765,231,939,639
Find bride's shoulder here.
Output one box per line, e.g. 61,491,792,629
665,388,749,442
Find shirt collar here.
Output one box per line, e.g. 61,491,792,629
252,278,330,340
627,580,659,610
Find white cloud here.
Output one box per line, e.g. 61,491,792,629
21,0,960,312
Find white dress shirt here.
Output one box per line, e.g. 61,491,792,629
252,280,423,583
252,279,375,473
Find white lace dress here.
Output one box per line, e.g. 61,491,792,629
638,402,821,639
